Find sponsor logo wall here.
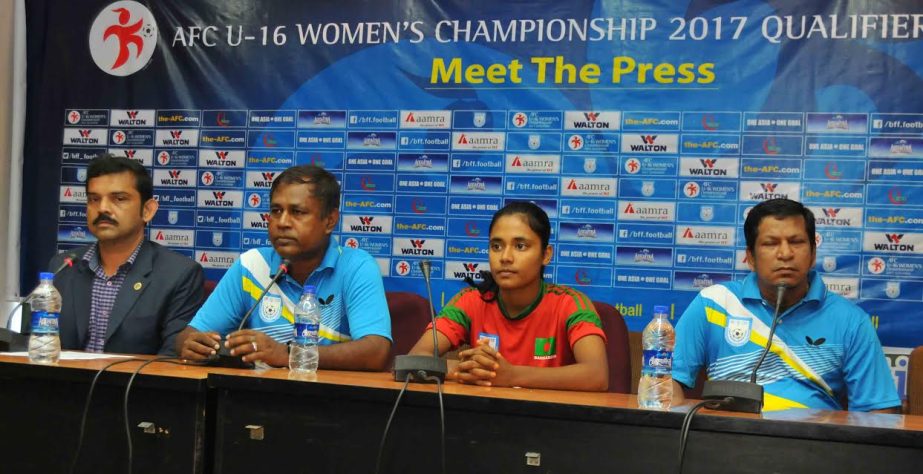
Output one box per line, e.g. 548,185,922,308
27,1,923,393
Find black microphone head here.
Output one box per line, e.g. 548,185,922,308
278,258,291,274
419,260,431,279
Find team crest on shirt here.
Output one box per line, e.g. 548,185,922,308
725,316,751,347
260,294,282,322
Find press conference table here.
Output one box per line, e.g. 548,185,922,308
1,355,921,474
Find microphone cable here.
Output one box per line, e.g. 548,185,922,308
123,356,185,474
422,372,446,474
375,374,412,474
676,397,732,474
69,357,145,474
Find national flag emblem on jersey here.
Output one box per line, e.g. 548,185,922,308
260,294,282,322
534,336,557,359
725,317,751,347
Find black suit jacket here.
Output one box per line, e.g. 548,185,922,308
49,241,204,355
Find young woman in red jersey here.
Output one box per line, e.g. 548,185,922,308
408,201,608,391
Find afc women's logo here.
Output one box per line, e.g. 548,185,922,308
89,1,158,76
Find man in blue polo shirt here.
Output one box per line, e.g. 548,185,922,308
176,165,391,369
672,199,900,412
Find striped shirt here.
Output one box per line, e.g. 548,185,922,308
82,241,144,352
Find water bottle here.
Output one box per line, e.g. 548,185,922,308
290,284,320,374
638,305,675,409
28,272,62,365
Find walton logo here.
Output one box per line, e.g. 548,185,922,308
122,149,136,158
410,239,426,248
79,130,93,138
700,159,717,168
641,135,657,145
89,1,158,77
168,169,182,179
213,191,225,200
463,263,479,272
261,172,275,181
875,233,914,252
823,208,839,218
126,110,138,119
760,183,777,192
584,112,600,121
170,130,183,139
628,135,666,152
359,216,374,225
216,151,229,160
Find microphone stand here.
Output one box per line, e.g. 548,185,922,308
393,260,447,382
701,283,788,413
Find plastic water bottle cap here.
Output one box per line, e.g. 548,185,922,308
39,272,54,281
302,284,316,295
653,305,668,314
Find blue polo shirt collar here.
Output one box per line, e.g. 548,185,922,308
270,238,340,287
740,270,826,305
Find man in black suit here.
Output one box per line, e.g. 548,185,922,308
50,154,204,355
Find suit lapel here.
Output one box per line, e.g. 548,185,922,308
71,255,94,347
105,241,153,342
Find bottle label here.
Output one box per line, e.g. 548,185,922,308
643,349,673,372
31,311,59,333
293,322,319,343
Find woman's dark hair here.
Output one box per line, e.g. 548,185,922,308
465,201,551,301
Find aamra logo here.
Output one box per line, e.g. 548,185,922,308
89,1,158,77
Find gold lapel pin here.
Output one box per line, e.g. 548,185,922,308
133,282,143,291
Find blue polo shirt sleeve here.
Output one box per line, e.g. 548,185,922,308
843,314,901,411
188,257,249,336
342,253,392,341
673,294,708,389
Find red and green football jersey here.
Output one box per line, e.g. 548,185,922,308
433,282,606,367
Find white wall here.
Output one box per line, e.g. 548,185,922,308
0,0,26,328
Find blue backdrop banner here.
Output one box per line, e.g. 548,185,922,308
23,0,923,395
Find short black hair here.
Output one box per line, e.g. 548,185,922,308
86,153,153,203
744,198,816,253
269,165,340,217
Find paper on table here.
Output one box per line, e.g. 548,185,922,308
3,351,134,360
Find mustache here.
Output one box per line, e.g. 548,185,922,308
93,214,117,226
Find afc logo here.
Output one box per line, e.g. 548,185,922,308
89,1,158,77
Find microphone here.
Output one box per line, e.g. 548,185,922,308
208,259,290,368
393,260,448,382
701,283,788,413
1,253,78,352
